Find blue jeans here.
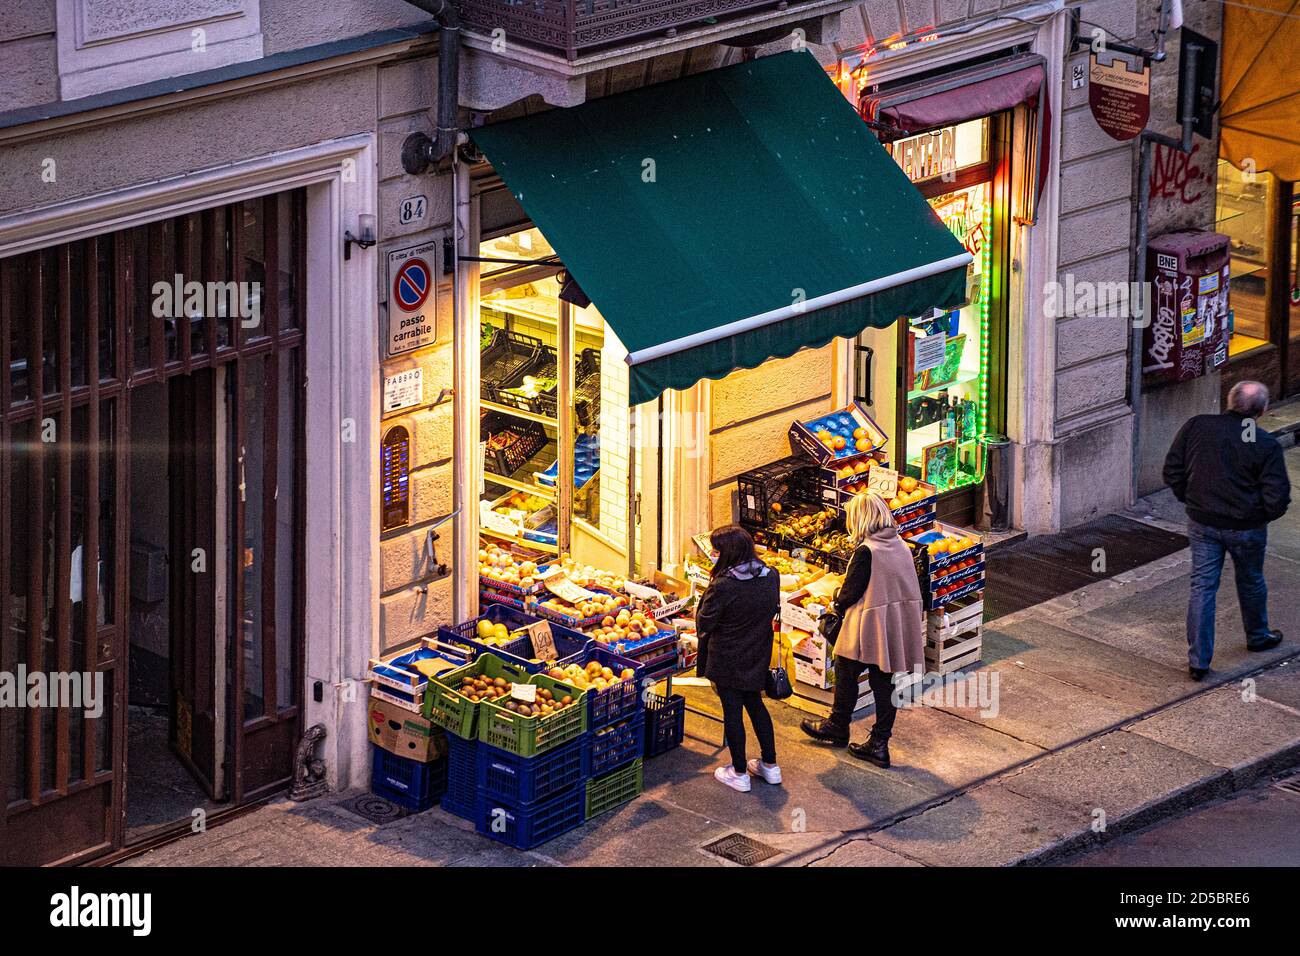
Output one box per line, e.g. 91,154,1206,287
1187,519,1271,670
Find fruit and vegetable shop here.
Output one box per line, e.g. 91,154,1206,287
366,54,1024,850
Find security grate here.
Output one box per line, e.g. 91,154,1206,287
345,794,408,825
702,833,782,866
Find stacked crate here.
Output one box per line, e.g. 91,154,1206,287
423,642,646,850
905,522,986,674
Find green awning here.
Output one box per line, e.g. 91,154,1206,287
472,50,971,407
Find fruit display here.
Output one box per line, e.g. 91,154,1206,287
790,402,887,463
478,543,545,590
471,617,523,648
538,589,628,624
588,608,665,646
551,555,626,592
809,530,852,556
772,507,839,541
497,686,575,719
547,660,635,692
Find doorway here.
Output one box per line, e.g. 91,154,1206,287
1,189,308,864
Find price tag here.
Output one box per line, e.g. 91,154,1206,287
527,620,557,662
866,466,900,498
479,500,521,537
510,683,537,703
544,575,599,605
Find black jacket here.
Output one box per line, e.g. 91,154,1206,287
833,547,873,615
1163,411,1291,530
695,570,780,692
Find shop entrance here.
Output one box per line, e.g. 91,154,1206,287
853,114,1012,526
0,189,307,864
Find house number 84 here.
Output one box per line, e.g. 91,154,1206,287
399,195,427,225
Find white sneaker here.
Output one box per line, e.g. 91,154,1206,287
714,765,752,792
747,759,782,785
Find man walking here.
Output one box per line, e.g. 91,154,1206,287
1164,380,1291,680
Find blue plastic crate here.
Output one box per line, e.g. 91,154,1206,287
644,693,685,758
371,745,447,813
477,736,589,806
579,646,644,729
441,733,479,820
474,784,586,850
588,714,645,776
440,604,590,672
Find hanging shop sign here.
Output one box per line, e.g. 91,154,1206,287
386,241,438,358
383,367,424,415
1088,54,1150,141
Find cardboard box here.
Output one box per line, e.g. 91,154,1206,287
624,570,694,620
368,693,447,763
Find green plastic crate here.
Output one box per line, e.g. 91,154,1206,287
423,654,530,740
585,758,644,820
477,671,587,756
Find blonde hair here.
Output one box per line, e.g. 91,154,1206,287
845,491,896,546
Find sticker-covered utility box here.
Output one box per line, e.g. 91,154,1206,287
1143,230,1231,383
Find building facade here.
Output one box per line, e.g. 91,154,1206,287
0,0,1225,864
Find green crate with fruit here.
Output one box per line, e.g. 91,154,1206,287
422,654,531,740
477,670,588,757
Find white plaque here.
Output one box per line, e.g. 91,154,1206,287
383,368,424,414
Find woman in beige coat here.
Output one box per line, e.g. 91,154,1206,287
801,491,924,766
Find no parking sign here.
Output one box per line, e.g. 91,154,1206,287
386,240,438,357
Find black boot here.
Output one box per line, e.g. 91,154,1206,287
800,718,848,747
1247,630,1284,652
848,733,890,768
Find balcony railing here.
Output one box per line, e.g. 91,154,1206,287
456,0,810,60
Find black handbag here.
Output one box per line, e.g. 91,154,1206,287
766,614,794,700
818,610,843,647
766,663,794,700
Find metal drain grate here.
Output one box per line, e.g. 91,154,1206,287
702,832,782,866
1273,772,1300,796
345,794,408,825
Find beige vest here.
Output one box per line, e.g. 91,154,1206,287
835,528,925,673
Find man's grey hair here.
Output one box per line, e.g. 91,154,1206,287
1226,380,1269,418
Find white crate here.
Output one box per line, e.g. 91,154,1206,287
926,597,984,640
924,627,983,675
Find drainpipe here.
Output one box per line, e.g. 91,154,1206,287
1130,37,1200,502
398,0,474,617
400,0,462,171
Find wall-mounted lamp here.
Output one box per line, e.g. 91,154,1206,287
344,213,377,261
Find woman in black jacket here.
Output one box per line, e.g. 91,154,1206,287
695,525,782,792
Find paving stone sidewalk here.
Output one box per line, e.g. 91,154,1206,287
122,449,1300,868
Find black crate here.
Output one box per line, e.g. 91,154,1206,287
574,348,601,428
736,456,823,530
481,328,545,401
481,410,549,477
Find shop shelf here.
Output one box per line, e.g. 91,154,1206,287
585,759,644,820
440,733,479,820
422,654,532,740
477,735,589,805
644,692,685,758
370,745,447,813
474,783,586,850
489,343,558,416
482,411,550,478
480,328,545,401
588,714,645,776
578,646,644,729
478,671,588,757
440,603,591,673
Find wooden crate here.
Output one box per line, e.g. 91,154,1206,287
924,627,983,675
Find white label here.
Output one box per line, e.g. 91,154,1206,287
386,241,438,358
867,466,900,498
398,195,428,226
480,500,521,537
510,683,537,703
913,333,947,374
383,368,424,413
545,575,600,605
